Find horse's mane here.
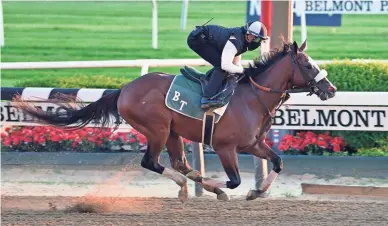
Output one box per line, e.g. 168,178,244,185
240,40,294,83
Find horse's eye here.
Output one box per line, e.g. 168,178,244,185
306,65,313,69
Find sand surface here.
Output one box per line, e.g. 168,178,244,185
2,165,388,225
2,165,388,198
2,196,388,226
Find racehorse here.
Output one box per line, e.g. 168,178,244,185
13,40,337,202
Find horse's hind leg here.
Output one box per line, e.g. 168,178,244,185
165,131,192,202
184,144,241,202
166,132,232,201
140,129,188,202
166,131,193,175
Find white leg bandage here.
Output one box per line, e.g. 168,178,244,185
202,178,227,188
162,167,187,186
259,170,278,192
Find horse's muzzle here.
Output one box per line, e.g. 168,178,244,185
316,87,336,101
327,85,337,99
318,92,329,101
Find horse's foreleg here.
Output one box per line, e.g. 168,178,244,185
165,131,192,203
243,139,283,200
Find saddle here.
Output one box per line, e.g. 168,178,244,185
176,65,240,147
180,65,238,105
180,65,210,86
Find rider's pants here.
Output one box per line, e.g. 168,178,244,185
187,28,226,98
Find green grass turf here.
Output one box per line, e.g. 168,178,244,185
1,1,387,87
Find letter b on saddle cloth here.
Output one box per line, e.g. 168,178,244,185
165,65,238,147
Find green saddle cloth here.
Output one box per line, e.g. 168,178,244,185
165,74,229,123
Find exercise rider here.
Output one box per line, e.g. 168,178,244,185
187,20,269,109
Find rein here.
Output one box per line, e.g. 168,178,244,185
240,49,328,152
248,51,315,123
239,52,309,152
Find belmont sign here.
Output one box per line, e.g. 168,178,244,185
247,0,342,26
1,92,387,131
303,0,388,14
247,0,388,27
272,105,387,131
246,0,341,26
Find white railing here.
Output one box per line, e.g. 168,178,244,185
2,91,387,131
2,58,387,76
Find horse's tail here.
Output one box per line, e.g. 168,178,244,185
13,89,122,130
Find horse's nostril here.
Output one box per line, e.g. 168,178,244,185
328,86,337,92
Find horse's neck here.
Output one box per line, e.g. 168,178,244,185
258,55,292,91
254,55,292,112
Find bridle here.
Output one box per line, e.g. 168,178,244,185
248,49,327,121
239,50,327,152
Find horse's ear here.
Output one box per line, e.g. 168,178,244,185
299,39,307,51
292,41,298,55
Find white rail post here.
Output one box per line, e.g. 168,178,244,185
0,0,4,47
300,1,307,50
152,0,158,49
192,142,205,197
254,36,271,192
254,155,268,190
180,0,189,31
141,64,149,76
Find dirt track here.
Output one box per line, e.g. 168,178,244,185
2,166,388,225
2,196,388,226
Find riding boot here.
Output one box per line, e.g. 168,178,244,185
201,68,225,109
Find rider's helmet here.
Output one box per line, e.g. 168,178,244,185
244,21,269,42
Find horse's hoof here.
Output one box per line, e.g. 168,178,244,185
246,189,258,201
246,189,267,201
178,192,188,203
178,185,189,203
217,192,230,201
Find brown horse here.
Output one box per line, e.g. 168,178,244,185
13,40,337,202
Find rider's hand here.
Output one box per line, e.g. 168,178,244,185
243,67,250,75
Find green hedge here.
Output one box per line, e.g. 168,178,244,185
17,61,388,150
16,75,129,89
320,61,388,91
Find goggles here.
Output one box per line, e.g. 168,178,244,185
252,36,267,43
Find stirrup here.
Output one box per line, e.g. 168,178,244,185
201,97,223,109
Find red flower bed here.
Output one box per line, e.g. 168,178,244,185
1,126,192,153
3,126,347,156
278,131,347,155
